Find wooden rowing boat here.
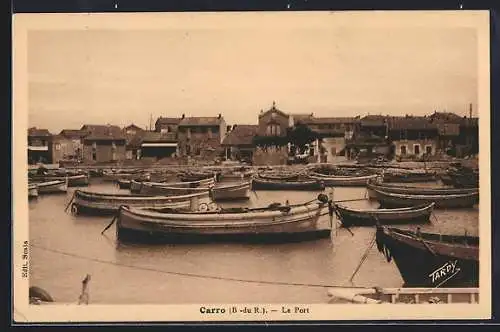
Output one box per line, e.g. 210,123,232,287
375,226,479,288
327,287,479,304
115,196,332,243
251,177,325,191
33,180,68,194
257,172,301,181
307,173,380,187
139,181,251,201
366,181,479,197
334,203,435,227
370,189,479,209
130,177,216,194
382,172,438,183
70,190,212,216
29,174,89,187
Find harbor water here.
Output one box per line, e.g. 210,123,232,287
28,180,479,304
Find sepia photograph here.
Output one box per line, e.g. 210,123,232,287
13,10,491,322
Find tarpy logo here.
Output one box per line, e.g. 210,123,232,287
428,260,461,286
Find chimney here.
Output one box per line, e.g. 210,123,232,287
218,113,222,119
226,125,232,132
182,114,185,119
233,124,237,130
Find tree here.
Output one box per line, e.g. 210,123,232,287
286,124,318,153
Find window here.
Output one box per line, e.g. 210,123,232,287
92,152,97,161
267,124,281,136
400,145,407,155
414,144,420,155
112,141,116,150
92,142,97,149
112,151,117,161
55,143,61,151
426,146,433,155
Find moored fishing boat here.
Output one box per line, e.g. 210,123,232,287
370,189,479,209
69,190,212,216
117,179,131,189
29,174,89,187
307,173,380,187
114,194,333,243
382,172,438,183
139,181,251,201
251,177,325,191
375,226,479,288
35,180,68,194
132,177,216,194
257,172,301,181
28,184,39,199
334,203,435,227
327,287,479,304
366,181,479,198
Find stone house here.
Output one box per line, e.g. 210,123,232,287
177,114,227,159
28,127,53,164
52,129,86,164
387,116,439,159
81,124,127,163
221,124,258,162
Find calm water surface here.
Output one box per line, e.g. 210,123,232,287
29,180,479,304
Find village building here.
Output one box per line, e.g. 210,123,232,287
177,114,227,159
295,116,361,162
221,124,258,162
123,124,144,137
154,117,181,136
342,115,390,160
51,129,86,164
386,116,439,159
81,124,127,163
257,102,292,137
139,131,178,160
28,127,53,164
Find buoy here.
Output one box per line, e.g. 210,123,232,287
71,203,79,215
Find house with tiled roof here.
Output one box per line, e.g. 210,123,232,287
154,117,181,136
52,129,87,163
80,124,127,163
28,127,53,164
386,116,439,158
221,124,258,161
177,114,227,158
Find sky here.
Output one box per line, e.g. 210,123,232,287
26,13,479,134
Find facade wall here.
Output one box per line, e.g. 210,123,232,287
52,137,83,163
177,122,226,157
257,111,290,137
82,141,126,163
392,139,437,158
28,136,52,164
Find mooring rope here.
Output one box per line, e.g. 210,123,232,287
29,243,372,290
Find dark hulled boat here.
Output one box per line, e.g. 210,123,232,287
366,181,479,197
375,226,479,288
334,203,434,227
371,188,479,209
251,177,325,191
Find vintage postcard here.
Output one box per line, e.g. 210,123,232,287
12,10,491,323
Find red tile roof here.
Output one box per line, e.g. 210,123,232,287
222,125,258,146
28,127,52,137
179,116,224,126
81,124,126,141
